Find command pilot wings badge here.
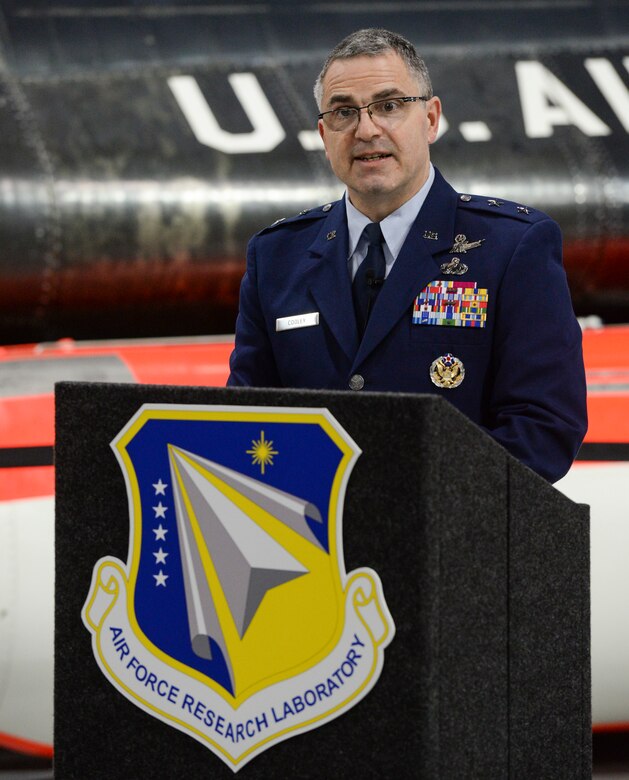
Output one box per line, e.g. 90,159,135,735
82,405,394,772
449,233,485,254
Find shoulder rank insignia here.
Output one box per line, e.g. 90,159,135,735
449,234,485,254
430,353,465,389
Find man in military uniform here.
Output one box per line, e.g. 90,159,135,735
228,28,587,483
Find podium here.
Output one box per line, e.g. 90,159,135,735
55,382,590,778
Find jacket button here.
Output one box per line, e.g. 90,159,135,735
349,374,364,391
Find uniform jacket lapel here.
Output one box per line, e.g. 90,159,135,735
352,168,459,370
307,200,360,362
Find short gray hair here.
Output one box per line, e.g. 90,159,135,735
313,28,433,110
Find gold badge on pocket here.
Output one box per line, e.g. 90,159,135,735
430,353,465,389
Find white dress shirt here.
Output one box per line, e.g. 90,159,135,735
345,164,436,280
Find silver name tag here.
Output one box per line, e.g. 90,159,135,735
276,312,320,332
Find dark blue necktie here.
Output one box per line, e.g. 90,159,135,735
352,222,386,337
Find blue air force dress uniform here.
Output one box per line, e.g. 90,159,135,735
228,167,587,483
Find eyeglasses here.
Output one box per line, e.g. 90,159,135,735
318,96,429,132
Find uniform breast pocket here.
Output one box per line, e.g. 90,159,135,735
273,321,325,351
272,315,328,359
410,321,488,346
272,318,342,387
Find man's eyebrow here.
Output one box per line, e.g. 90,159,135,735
326,94,354,107
372,88,405,101
326,87,405,108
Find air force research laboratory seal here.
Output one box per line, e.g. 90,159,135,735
82,405,395,772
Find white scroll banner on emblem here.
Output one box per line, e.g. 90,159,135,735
82,557,391,772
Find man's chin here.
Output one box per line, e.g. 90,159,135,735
352,180,396,200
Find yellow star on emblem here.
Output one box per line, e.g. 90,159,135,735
246,431,278,474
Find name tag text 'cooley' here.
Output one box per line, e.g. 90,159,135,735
276,312,319,331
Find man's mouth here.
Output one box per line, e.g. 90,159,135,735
355,153,392,162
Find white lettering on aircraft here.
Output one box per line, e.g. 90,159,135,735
515,60,611,138
168,73,286,153
585,58,629,133
171,59,629,152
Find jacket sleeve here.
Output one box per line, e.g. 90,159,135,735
482,217,587,482
227,237,281,388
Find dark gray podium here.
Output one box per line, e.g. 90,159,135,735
55,382,590,778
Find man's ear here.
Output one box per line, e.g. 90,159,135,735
318,119,330,159
426,96,442,144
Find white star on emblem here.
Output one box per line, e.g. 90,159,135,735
153,548,169,565
153,524,168,541
153,479,168,495
153,570,169,587
153,502,168,519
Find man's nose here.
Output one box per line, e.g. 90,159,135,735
354,108,381,140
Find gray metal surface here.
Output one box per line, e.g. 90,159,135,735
0,354,134,397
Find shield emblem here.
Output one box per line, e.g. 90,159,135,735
83,404,394,771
